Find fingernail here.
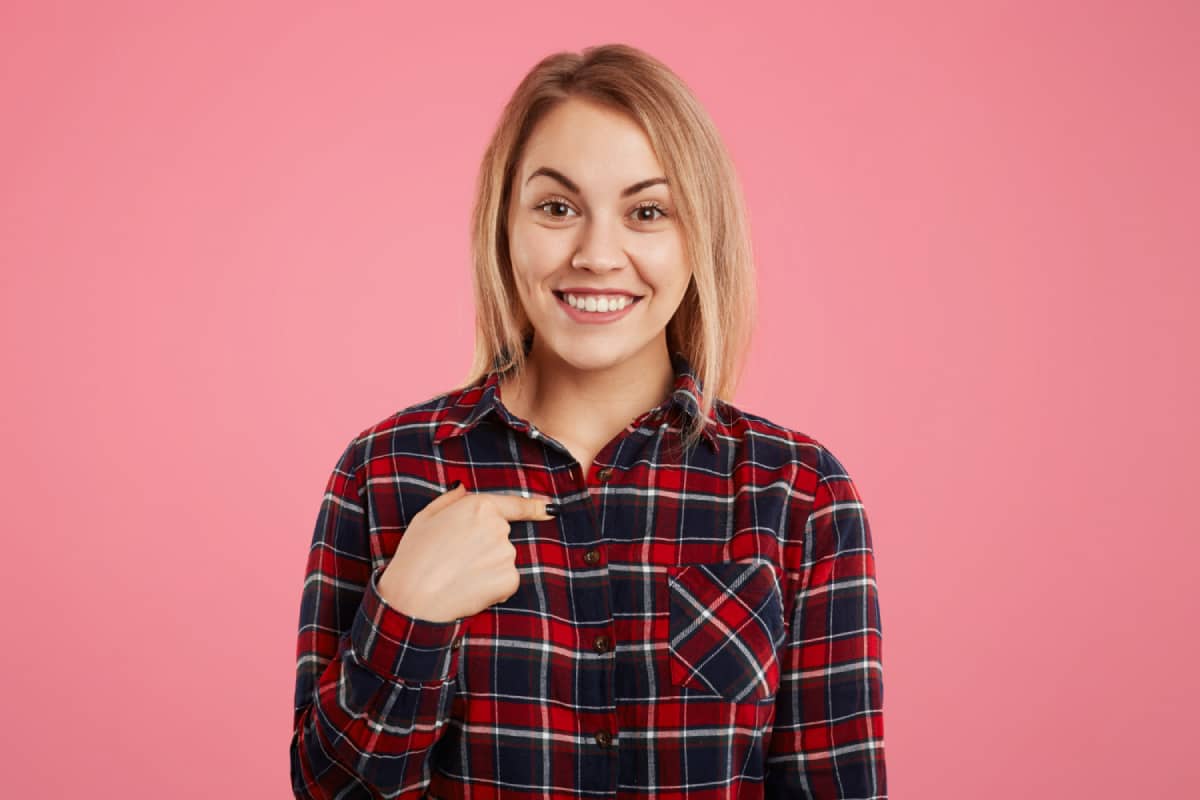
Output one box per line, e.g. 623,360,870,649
545,503,560,516
448,479,462,490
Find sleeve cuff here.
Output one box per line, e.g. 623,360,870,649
350,565,467,684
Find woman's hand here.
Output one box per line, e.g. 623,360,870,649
377,483,557,622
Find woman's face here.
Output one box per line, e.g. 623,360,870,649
506,97,692,372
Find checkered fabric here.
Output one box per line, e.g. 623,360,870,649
290,349,887,799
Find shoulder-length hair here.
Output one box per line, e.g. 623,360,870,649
460,42,757,453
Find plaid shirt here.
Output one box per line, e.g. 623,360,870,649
291,350,887,799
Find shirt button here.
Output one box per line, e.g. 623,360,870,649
451,636,464,650
582,549,600,565
594,729,612,748
597,467,613,481
592,634,611,654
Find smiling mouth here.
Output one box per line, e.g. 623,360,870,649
552,290,644,305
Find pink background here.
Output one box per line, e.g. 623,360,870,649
2,2,1196,797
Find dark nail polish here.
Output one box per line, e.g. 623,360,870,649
448,479,461,490
545,503,561,516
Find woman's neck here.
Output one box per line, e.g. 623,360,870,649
498,338,675,449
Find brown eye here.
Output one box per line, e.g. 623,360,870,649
534,200,576,219
633,202,668,222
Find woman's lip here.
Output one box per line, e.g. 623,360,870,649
553,290,642,324
554,290,643,298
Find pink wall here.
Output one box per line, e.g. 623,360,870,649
2,2,1195,796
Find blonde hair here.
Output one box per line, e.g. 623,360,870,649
461,43,757,453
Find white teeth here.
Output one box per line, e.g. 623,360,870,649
564,293,632,312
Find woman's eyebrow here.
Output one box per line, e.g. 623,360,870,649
526,166,668,197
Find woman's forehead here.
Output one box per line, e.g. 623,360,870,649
518,102,665,188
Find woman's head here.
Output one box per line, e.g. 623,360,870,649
504,96,692,379
465,43,756,450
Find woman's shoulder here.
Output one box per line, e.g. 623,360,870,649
337,381,482,464
713,398,853,481
714,397,820,450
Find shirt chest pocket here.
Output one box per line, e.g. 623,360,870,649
665,560,787,704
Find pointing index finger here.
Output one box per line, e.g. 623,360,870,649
483,491,559,521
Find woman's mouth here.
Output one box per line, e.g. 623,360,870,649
552,290,643,325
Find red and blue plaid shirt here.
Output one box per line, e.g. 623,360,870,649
291,349,887,799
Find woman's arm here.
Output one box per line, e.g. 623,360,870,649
290,436,465,799
765,444,888,799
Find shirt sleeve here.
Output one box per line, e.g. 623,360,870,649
764,443,888,799
290,435,467,799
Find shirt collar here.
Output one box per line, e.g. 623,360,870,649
432,347,720,451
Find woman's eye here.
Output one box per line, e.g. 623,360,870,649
535,200,576,218
634,203,668,222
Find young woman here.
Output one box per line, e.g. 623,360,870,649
291,43,887,800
